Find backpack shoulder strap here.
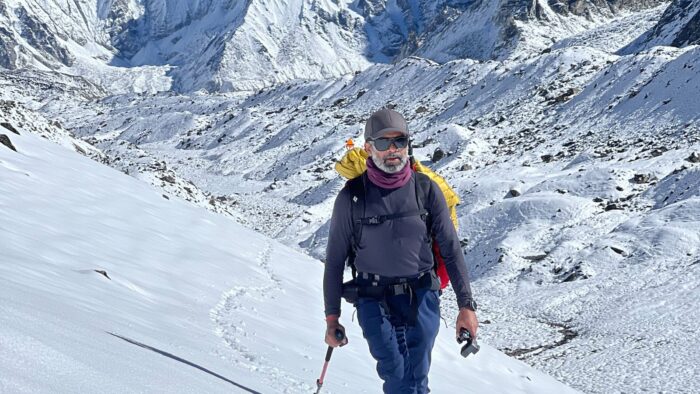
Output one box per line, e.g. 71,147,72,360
346,174,366,278
413,172,433,235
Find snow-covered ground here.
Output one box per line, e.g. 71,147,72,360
0,109,580,392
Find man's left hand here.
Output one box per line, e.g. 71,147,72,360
456,307,478,339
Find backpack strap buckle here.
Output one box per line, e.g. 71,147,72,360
391,284,404,295
362,215,387,225
420,210,429,221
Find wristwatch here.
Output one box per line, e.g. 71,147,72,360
462,299,478,312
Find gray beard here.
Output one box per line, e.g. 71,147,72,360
370,150,408,174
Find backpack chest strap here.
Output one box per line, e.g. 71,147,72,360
356,209,428,225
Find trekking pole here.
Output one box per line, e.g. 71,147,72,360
314,329,345,393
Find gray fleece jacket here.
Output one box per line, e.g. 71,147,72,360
323,172,474,316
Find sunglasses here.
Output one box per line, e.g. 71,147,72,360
371,136,409,151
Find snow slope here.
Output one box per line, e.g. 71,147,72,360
0,113,579,392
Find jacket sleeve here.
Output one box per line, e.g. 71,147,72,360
427,180,475,308
323,187,353,317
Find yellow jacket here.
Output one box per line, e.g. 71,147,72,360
334,148,460,229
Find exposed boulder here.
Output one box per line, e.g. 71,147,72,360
687,152,700,163
609,246,628,256
506,189,521,198
0,122,19,135
605,203,623,211
559,264,590,282
460,163,473,171
650,148,666,157
631,173,654,183
0,134,17,152
432,147,446,162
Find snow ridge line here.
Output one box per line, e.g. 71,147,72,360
209,242,311,392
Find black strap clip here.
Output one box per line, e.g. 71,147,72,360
365,215,386,225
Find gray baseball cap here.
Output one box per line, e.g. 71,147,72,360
364,108,409,140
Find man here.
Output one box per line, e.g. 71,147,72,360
323,108,478,393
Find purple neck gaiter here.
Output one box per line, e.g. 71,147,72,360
366,157,412,189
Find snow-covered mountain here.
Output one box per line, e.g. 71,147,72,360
377,0,668,62
2,0,699,393
107,0,373,92
0,0,672,92
0,0,371,92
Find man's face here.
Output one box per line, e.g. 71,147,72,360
364,131,409,174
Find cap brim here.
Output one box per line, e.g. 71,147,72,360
373,127,409,139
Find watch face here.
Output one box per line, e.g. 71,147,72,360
469,300,478,311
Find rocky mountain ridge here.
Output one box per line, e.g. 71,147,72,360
622,0,700,52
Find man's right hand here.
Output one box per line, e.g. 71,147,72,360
325,315,348,347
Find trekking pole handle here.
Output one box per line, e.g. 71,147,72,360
325,329,345,360
324,346,333,361
457,328,471,344
335,328,345,342
458,328,480,358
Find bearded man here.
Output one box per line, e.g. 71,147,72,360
323,108,478,393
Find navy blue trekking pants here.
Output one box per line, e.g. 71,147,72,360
356,288,441,394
